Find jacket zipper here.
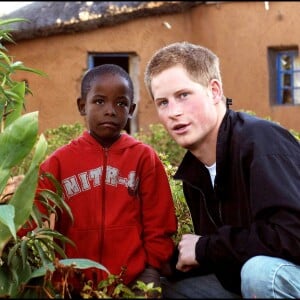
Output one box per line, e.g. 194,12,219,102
99,147,108,280
199,185,224,229
184,179,224,230
214,179,224,225
200,189,218,229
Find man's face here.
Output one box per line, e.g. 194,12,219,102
151,65,220,153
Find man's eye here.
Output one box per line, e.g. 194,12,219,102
180,92,188,99
157,100,168,108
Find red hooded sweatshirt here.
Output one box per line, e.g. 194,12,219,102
37,130,177,285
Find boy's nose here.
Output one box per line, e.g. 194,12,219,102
104,103,116,115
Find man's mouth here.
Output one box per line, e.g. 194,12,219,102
172,123,189,134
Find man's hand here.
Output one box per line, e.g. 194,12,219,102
176,233,201,272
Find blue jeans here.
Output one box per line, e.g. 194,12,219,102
161,274,241,298
241,255,300,298
161,256,300,298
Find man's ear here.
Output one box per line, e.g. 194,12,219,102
77,97,86,116
210,79,223,104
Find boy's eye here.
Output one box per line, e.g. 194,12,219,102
117,100,129,107
95,99,104,104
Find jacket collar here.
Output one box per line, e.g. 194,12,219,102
216,109,233,177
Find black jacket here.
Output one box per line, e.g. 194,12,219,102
172,109,300,294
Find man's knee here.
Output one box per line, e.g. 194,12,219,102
240,256,263,298
241,255,300,298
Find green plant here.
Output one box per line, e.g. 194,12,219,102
80,271,161,298
0,17,52,297
0,18,104,299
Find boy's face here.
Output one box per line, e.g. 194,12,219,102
151,65,221,152
79,73,135,147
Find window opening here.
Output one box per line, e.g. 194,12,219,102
272,49,300,105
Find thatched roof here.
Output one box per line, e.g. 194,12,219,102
2,1,204,41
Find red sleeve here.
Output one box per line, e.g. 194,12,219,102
138,149,178,270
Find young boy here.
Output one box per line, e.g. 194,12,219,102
37,64,177,289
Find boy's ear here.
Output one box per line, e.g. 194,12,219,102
128,103,136,119
77,97,86,116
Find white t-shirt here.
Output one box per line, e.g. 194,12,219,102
205,162,216,186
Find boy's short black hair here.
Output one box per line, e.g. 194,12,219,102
80,64,134,101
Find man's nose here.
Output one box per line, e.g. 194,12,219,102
167,100,182,117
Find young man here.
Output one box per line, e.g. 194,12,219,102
144,41,300,298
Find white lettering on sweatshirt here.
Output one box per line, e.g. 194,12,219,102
62,166,138,198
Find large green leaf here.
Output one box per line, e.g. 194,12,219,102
0,264,13,297
31,258,110,279
9,63,47,77
27,133,47,172
0,204,16,240
0,111,38,169
10,134,47,228
1,82,25,128
0,170,37,256
0,134,47,256
0,168,10,196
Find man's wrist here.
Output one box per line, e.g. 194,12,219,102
195,235,209,264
